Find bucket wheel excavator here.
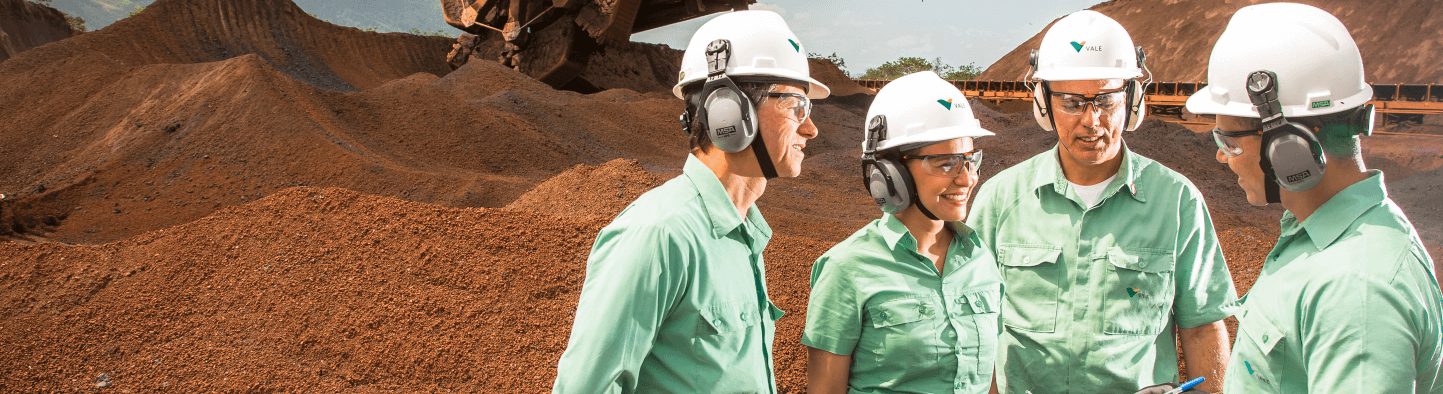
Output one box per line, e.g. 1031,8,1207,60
442,0,754,89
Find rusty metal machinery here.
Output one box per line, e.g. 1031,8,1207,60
442,0,753,89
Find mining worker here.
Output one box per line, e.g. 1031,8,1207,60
1181,3,1443,393
803,71,1000,394
550,10,829,394
966,10,1236,394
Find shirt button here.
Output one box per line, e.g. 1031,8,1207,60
1263,334,1269,342
1023,257,1031,264
740,313,748,322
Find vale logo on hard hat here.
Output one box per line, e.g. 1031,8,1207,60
937,98,955,110
1070,41,1103,53
788,39,800,52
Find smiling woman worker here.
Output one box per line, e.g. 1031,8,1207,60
803,71,1001,394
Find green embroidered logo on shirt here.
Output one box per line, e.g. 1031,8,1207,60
1127,287,1141,297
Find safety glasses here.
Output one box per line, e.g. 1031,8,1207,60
1050,89,1127,115
1212,127,1261,158
765,92,811,123
902,149,984,178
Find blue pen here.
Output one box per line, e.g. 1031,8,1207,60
1163,377,1205,394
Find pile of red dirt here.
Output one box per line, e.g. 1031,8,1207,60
0,187,611,392
0,0,81,63
0,0,697,244
504,158,671,219
0,0,1436,391
977,0,1443,84
1,0,454,92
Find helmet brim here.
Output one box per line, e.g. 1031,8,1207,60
672,68,831,100
1185,84,1374,118
875,125,994,152
1033,67,1143,82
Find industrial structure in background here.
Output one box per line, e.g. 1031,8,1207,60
441,0,752,90
856,79,1443,130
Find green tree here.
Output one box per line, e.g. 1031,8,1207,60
860,57,982,81
859,57,933,80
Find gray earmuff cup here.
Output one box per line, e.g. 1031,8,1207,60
1266,130,1326,192
704,88,756,153
867,159,912,214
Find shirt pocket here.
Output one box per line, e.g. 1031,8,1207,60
949,287,1002,382
862,298,939,364
998,244,1063,333
1102,248,1176,336
694,301,763,350
1232,305,1285,391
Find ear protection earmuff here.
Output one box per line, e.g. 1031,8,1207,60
861,115,939,219
1245,70,1326,202
1029,46,1149,132
679,39,779,179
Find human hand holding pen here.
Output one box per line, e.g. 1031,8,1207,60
1133,377,1207,394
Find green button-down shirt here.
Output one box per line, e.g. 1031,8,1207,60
1225,171,1443,394
967,145,1237,394
802,214,1002,394
553,154,784,394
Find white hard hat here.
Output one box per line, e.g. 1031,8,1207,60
1032,10,1143,81
1186,3,1371,118
864,71,993,152
672,11,830,100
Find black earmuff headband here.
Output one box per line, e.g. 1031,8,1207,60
1247,70,1287,204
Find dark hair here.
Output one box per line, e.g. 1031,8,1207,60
682,82,778,153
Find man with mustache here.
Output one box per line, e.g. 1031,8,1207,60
967,10,1236,394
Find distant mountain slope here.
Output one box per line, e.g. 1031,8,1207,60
51,0,455,35
0,0,82,63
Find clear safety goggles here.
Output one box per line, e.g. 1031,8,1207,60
1212,127,1261,158
765,92,811,123
1050,89,1126,115
902,149,984,178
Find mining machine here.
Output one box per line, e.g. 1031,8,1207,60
442,0,754,89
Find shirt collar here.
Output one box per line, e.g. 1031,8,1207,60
1291,170,1387,250
683,154,773,240
877,214,972,251
878,213,913,250
1029,143,1146,203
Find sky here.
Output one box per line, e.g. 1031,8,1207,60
632,0,1102,76
50,0,1103,75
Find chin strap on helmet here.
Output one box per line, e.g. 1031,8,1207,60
914,193,940,220
751,138,779,179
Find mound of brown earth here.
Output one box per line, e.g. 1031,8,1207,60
0,23,691,244
2,0,453,92
0,187,611,392
808,58,873,97
505,158,671,219
0,0,81,63
977,0,1443,84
